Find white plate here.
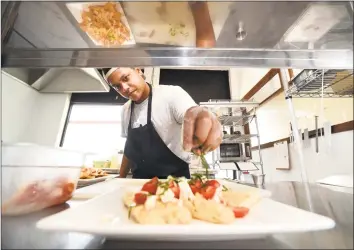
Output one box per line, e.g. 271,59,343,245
66,2,136,46
37,179,334,241
78,174,118,185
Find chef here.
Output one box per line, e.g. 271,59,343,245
102,67,222,179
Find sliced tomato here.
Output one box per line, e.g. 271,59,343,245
169,180,180,198
141,177,159,195
189,184,200,195
232,207,249,218
194,179,203,188
205,180,220,188
189,179,202,194
200,185,217,200
134,193,148,205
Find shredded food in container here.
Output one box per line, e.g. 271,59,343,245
79,2,131,46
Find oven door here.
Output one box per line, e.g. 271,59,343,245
219,143,243,161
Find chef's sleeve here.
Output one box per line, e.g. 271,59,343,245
120,103,129,138
170,86,197,124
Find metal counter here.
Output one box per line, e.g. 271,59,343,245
2,181,353,249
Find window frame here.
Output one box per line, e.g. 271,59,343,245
60,101,126,148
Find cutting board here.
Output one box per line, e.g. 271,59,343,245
121,2,232,46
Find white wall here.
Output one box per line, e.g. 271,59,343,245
251,130,353,183
2,72,38,143
23,94,70,146
249,91,354,145
229,68,271,100
247,71,353,183
1,71,70,146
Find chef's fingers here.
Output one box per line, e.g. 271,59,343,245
192,148,202,156
183,107,199,152
193,110,213,147
201,117,222,153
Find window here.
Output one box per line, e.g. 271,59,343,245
61,104,126,153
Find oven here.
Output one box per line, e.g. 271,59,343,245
218,142,243,162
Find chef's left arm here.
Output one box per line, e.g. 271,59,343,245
170,86,222,155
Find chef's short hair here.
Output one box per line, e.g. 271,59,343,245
101,67,145,82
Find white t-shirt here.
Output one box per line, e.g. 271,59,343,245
121,85,197,163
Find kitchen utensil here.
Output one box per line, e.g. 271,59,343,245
303,128,310,148
315,116,319,153
323,121,332,153
251,174,265,186
319,70,333,154
1,143,85,216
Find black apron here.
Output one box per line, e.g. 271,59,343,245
123,84,190,179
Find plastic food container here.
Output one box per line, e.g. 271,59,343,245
1,143,85,216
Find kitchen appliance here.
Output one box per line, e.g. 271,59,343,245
219,142,243,162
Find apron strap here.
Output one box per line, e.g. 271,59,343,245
128,101,134,132
128,83,153,132
146,84,152,125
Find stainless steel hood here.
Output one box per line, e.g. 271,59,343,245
2,68,110,93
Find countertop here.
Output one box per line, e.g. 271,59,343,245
2,181,353,249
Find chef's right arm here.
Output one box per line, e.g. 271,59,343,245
119,103,131,178
119,155,132,178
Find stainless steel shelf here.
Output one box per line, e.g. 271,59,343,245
200,99,259,109
219,157,252,162
219,115,255,126
200,100,259,119
287,69,354,98
2,48,353,68
223,134,258,143
2,1,353,68
202,98,264,176
189,169,219,175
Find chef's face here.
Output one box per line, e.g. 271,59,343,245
107,68,147,102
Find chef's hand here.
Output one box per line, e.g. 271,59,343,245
183,106,222,155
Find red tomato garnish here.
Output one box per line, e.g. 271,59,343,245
189,184,199,195
190,179,220,199
205,180,220,188
194,179,202,188
200,185,217,200
168,180,180,198
232,207,249,218
141,177,159,195
134,193,148,205
189,179,202,194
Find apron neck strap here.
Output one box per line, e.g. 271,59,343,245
128,83,153,130
146,84,152,123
